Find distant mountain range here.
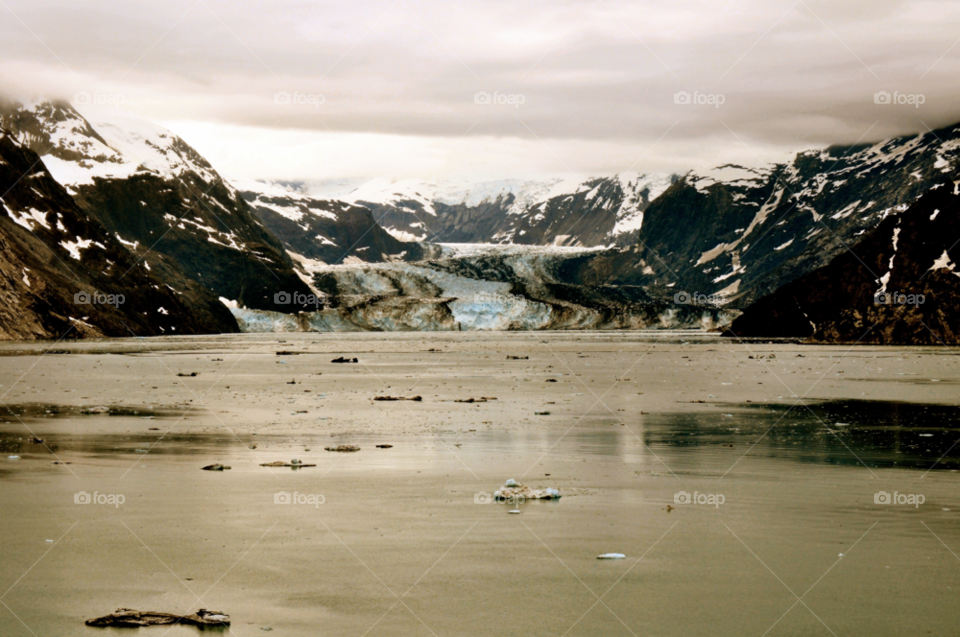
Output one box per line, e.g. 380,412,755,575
1,97,958,343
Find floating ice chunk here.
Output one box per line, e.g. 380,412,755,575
597,553,626,560
508,509,521,514
505,478,519,487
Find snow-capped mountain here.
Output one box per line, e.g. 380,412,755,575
233,179,438,266
571,123,960,308
0,128,237,338
731,170,960,344
495,173,676,245
339,173,675,246
0,99,316,312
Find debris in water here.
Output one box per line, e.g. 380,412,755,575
86,608,229,627
374,396,422,401
494,480,561,501
506,355,529,360
260,460,317,467
331,357,358,364
325,445,360,452
176,372,199,377
376,444,393,448
201,464,231,471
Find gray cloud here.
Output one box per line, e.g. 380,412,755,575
1,0,958,179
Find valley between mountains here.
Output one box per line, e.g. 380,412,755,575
1,98,959,344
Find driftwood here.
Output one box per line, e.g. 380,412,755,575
373,395,421,401
324,445,360,452
86,608,229,627
331,357,358,363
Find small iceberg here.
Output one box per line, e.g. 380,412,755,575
597,553,626,560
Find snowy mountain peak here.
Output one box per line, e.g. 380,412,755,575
0,99,219,188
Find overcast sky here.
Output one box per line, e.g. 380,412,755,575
1,0,959,182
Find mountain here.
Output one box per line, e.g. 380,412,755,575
0,100,317,312
233,179,439,267
728,174,960,344
339,174,675,246
569,124,960,308
494,173,676,246
0,128,237,339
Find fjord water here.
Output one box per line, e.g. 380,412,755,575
0,332,958,636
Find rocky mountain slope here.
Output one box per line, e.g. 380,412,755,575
0,100,316,312
0,129,237,339
341,174,674,246
234,179,438,266
569,124,960,308
728,173,960,344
